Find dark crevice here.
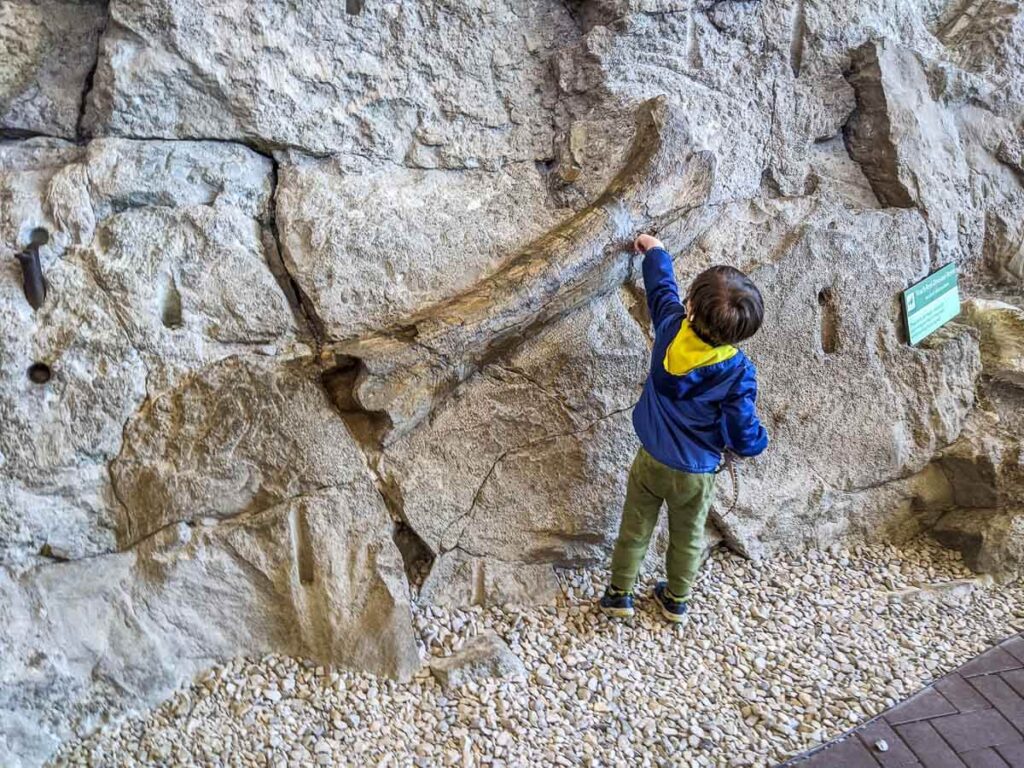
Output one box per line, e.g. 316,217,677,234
392,521,434,590
76,6,108,140
374,451,436,589
291,506,315,585
789,0,805,77
0,127,75,142
321,361,392,449
818,286,839,354
262,157,326,345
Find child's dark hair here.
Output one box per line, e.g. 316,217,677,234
686,266,764,346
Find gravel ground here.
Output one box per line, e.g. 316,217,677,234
55,539,1024,768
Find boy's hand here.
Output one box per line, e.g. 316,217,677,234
634,233,664,253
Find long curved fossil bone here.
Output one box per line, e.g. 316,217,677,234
328,99,715,444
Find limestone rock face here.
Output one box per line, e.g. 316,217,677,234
0,137,295,570
930,298,1024,579
0,0,106,137
382,290,648,576
655,198,982,557
275,156,567,339
112,355,376,546
2,0,1024,764
932,509,1024,582
844,38,1024,268
0,484,419,763
1,140,146,568
940,408,1024,510
84,0,578,164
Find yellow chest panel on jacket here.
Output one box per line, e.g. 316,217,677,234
663,319,738,376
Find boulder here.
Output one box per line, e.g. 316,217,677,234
0,0,106,137
84,0,578,164
0,485,419,767
275,154,566,339
429,631,526,689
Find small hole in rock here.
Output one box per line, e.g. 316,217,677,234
28,363,52,384
346,0,363,14
818,287,839,354
160,274,183,329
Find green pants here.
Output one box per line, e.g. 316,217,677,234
609,447,716,599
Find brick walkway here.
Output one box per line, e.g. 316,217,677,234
784,633,1024,767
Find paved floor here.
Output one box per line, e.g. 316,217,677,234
784,632,1024,767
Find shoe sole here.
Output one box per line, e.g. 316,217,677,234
658,602,688,623
600,606,635,619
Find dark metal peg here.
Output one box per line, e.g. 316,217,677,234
15,227,48,310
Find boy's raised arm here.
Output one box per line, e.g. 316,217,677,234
722,363,769,457
635,234,684,329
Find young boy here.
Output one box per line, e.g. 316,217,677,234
600,233,769,623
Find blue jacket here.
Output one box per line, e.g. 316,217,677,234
632,247,769,473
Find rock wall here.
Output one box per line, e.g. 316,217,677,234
1,0,1022,764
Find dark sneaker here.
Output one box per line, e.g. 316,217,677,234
654,581,689,623
599,586,635,618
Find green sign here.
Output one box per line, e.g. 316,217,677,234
902,263,961,346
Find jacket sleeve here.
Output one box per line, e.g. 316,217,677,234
722,363,769,457
641,247,685,329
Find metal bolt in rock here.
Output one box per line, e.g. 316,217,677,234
15,227,49,310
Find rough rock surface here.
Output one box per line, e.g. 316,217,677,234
428,631,526,689
1,483,419,764
0,0,106,137
275,156,568,339
382,290,649,569
960,298,1024,386
84,0,579,164
930,297,1024,580
0,137,295,569
1,0,1023,764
